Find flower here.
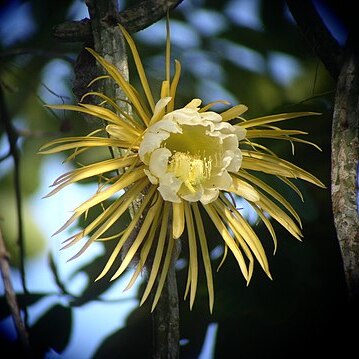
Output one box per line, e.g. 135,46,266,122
39,23,324,313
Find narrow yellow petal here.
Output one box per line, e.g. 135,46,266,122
203,203,249,281
66,179,150,261
151,232,175,312
245,129,322,151
278,176,304,201
168,59,181,112
111,193,163,280
245,129,307,138
140,200,169,306
230,175,261,202
172,201,185,239
258,194,302,240
216,244,228,272
184,202,198,309
238,112,320,129
165,12,171,94
46,104,140,137
95,183,157,281
50,156,136,189
80,91,145,131
250,203,278,254
200,100,231,113
160,80,170,99
123,207,161,291
80,104,140,135
192,203,214,313
39,137,136,154
75,167,146,215
86,48,151,125
118,24,155,112
215,197,270,278
241,150,326,187
221,104,248,122
235,170,302,226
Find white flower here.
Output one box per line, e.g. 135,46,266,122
139,99,246,205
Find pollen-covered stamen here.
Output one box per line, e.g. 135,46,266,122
168,152,213,192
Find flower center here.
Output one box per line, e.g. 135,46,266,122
138,100,245,204
168,152,212,192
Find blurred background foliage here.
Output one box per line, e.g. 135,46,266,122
0,0,350,358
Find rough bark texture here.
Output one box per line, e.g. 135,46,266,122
153,248,180,359
86,0,129,105
331,39,359,300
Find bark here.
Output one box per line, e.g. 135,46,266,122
153,246,180,359
331,37,359,301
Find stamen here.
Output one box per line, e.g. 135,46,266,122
168,151,212,190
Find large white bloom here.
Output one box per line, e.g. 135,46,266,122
139,99,247,205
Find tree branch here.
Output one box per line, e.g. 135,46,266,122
286,0,343,79
0,84,29,328
53,0,183,42
0,225,30,354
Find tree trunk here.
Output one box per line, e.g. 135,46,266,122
331,37,359,301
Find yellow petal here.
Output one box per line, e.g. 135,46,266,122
111,192,163,280
192,203,214,313
241,150,326,187
230,176,261,202
215,197,270,278
65,179,150,260
184,202,198,309
118,24,155,112
172,201,185,239
168,59,181,112
203,203,249,281
39,136,136,154
75,166,146,215
86,48,151,125
250,203,278,254
123,206,161,291
95,183,157,281
151,232,175,312
220,104,248,122
258,194,302,240
238,112,320,129
236,170,301,226
80,91,144,131
140,200,169,306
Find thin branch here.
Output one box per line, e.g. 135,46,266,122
0,225,30,353
286,0,343,79
0,48,75,64
0,84,30,328
53,0,183,42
